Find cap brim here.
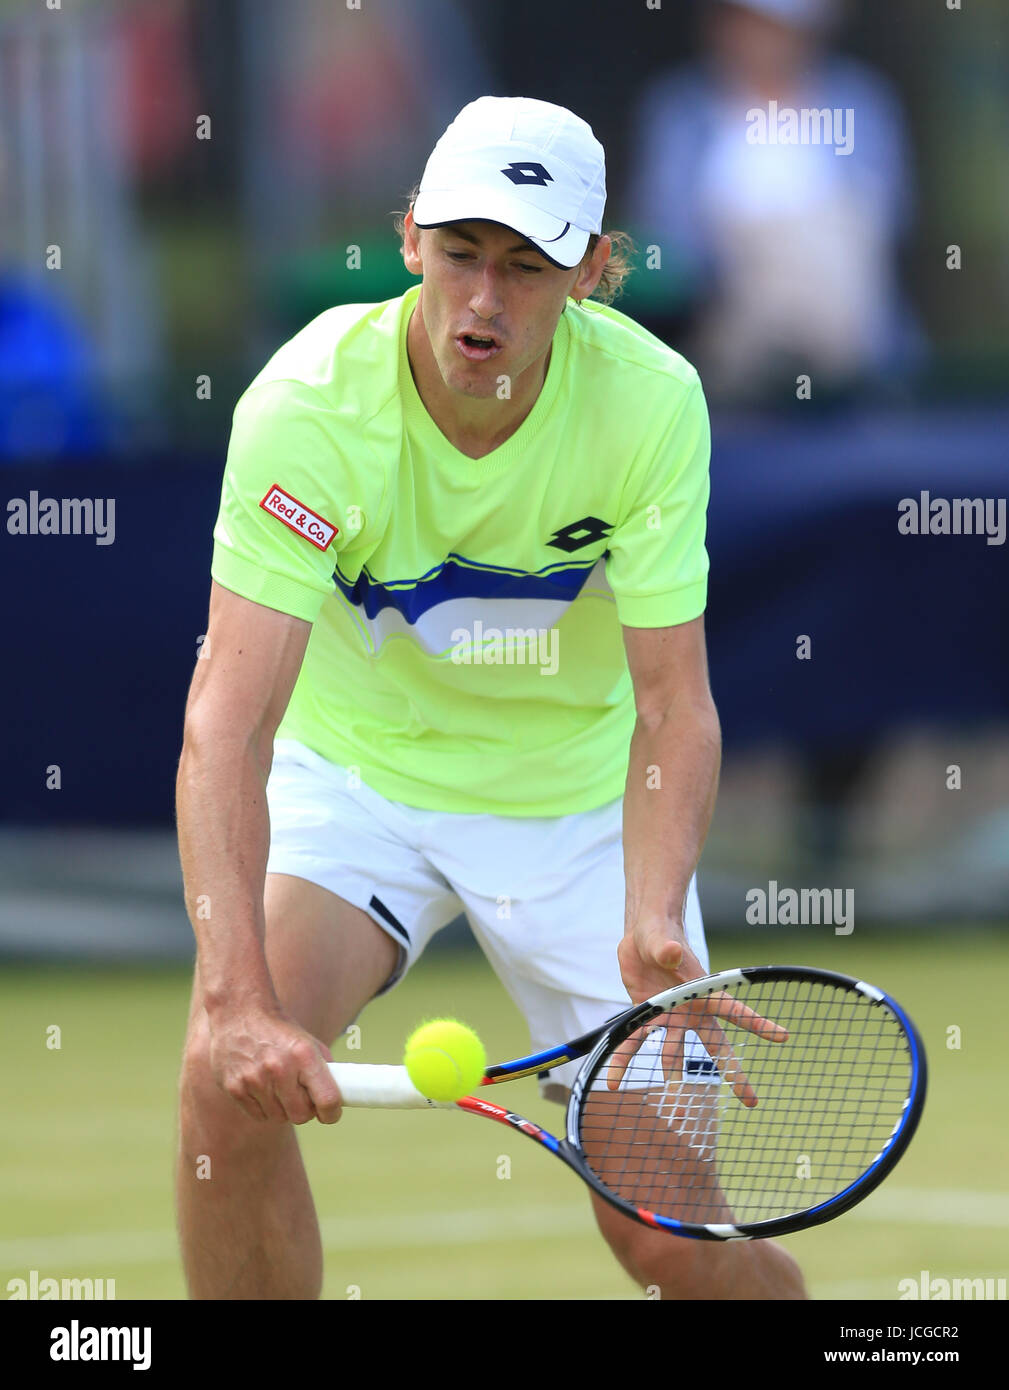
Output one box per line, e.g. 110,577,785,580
413,187,591,269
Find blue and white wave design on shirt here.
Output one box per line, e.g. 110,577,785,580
331,552,613,656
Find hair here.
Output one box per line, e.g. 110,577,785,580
393,184,635,305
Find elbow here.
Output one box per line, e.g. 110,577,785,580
179,714,275,781
635,692,721,747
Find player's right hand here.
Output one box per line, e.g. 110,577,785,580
207,1004,344,1125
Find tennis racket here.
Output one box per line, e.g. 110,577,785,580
328,964,926,1241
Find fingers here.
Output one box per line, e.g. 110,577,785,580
700,995,788,1105
607,1023,673,1090
687,994,788,1104
660,1024,685,1091
221,1038,344,1125
692,1018,756,1108
683,1000,765,1107
303,1052,343,1125
705,991,789,1043
606,1026,650,1090
269,1043,343,1125
230,1091,270,1124
605,992,789,1106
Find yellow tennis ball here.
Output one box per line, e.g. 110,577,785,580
403,1019,487,1102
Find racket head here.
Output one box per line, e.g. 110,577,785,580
562,965,927,1241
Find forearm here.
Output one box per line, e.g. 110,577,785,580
623,697,721,935
175,727,279,1016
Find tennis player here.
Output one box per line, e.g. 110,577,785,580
175,96,806,1300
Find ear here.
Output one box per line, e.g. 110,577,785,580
402,207,423,276
569,234,611,303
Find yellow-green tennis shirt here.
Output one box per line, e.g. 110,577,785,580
211,283,710,815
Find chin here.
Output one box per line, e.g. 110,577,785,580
442,362,501,397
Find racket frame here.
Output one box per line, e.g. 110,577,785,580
563,964,928,1240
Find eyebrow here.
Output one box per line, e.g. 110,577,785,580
439,225,546,258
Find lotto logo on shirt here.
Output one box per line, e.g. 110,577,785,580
259,484,338,551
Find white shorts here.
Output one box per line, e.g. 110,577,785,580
265,738,710,1096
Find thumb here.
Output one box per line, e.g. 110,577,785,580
653,935,684,970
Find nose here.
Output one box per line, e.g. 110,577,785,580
468,265,504,322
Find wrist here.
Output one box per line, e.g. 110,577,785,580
625,915,686,941
202,978,281,1022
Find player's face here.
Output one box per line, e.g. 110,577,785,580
403,215,595,399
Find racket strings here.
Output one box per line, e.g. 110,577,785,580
576,977,914,1227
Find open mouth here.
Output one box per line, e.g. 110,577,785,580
456,332,501,361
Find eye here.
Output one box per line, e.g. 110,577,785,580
516,263,543,274
445,250,472,262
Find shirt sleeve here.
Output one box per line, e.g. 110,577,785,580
210,378,373,623
605,372,711,628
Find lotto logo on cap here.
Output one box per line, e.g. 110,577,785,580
413,96,607,270
260,484,338,551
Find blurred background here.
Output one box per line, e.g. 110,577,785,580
1,0,1007,1301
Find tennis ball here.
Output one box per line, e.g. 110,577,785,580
403,1019,487,1102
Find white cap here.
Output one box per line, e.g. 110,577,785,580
413,96,606,270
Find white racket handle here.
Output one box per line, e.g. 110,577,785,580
327,1062,455,1109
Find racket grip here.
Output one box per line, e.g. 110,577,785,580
327,1062,452,1109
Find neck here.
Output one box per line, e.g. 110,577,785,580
406,299,551,460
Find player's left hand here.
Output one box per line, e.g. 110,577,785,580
614,920,787,1107
617,918,706,1004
